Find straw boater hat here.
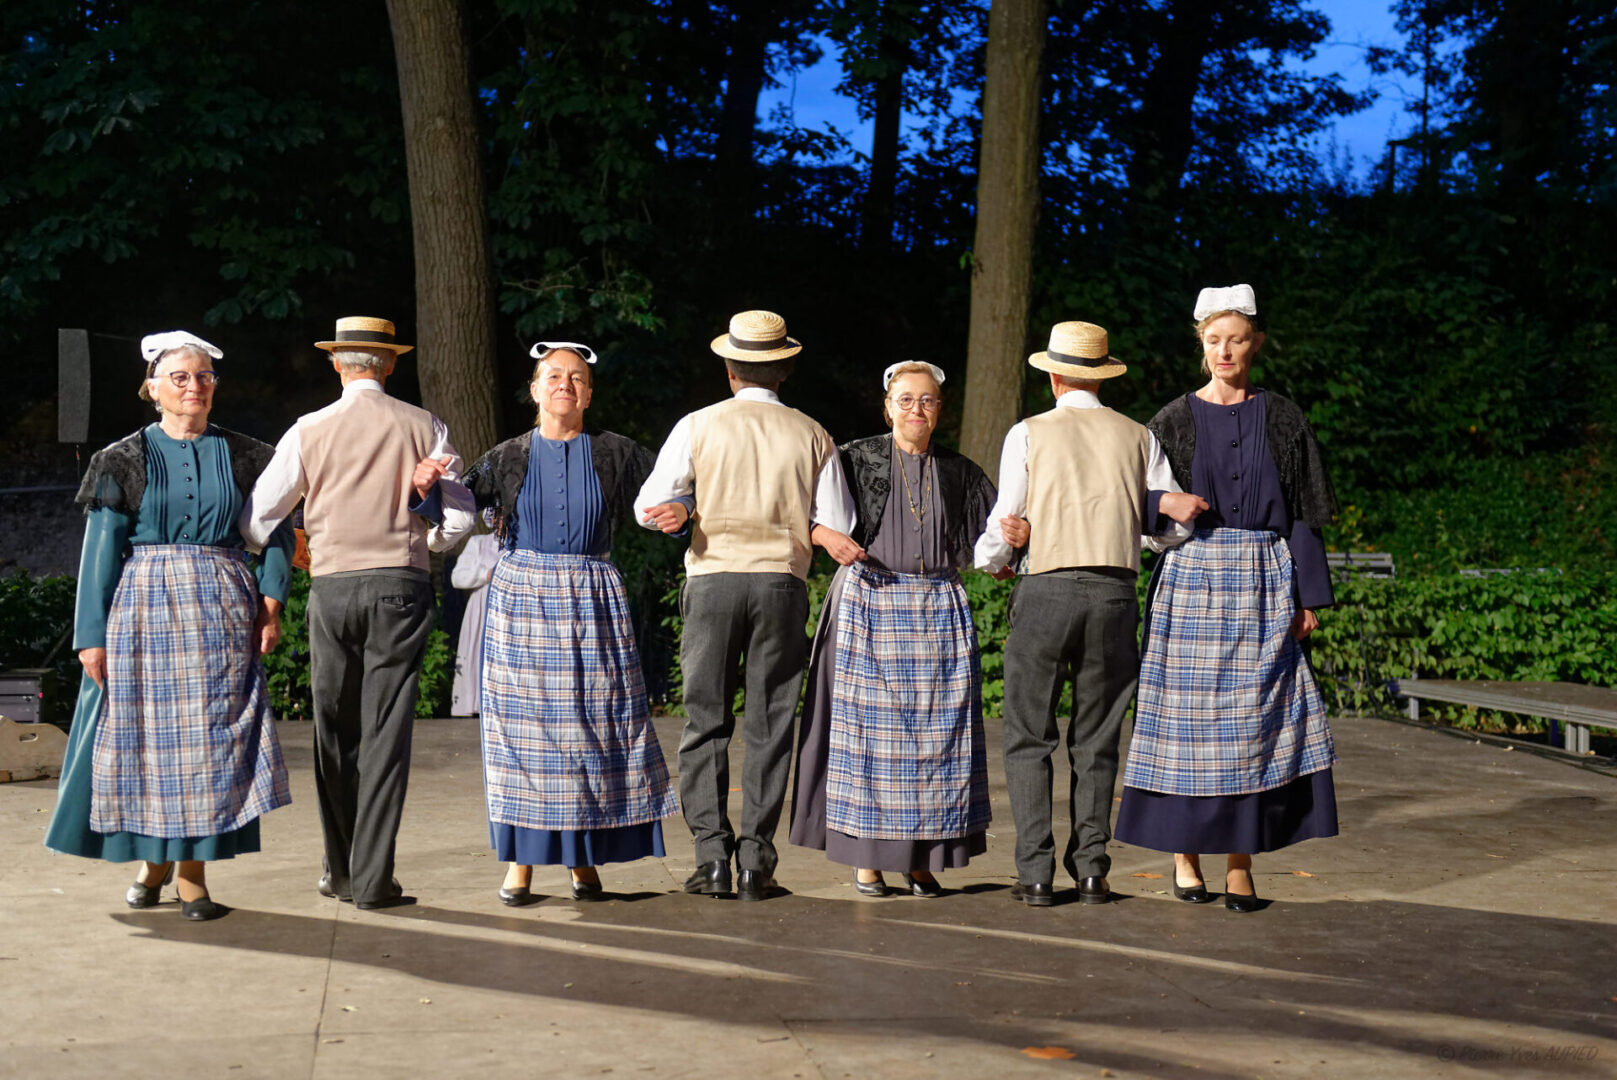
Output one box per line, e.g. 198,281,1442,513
1027,321,1127,380
710,310,802,362
315,316,414,355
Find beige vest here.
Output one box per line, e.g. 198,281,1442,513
1024,405,1152,573
298,389,438,576
685,398,835,580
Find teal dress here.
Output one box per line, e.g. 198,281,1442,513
44,425,293,862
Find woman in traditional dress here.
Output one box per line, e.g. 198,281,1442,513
1114,285,1339,912
463,341,678,904
788,361,1003,897
44,332,294,921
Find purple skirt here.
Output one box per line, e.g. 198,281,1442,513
1114,769,1338,854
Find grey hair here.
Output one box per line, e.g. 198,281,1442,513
331,348,389,373
1053,373,1100,390
138,344,214,410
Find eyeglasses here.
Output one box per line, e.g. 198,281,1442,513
151,371,219,388
891,393,942,413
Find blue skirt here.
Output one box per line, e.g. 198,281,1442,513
45,675,261,863
490,820,666,867
1114,769,1338,855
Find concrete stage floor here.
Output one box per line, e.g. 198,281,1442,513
3,714,1613,1079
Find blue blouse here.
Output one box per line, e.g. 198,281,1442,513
1186,395,1334,608
511,431,608,556
73,425,294,650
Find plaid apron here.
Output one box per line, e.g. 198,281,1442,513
1125,527,1336,796
826,561,990,840
91,545,290,837
480,551,677,830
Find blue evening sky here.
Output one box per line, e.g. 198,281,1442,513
760,1,1417,180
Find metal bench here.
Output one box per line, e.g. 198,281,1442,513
1326,551,1395,579
1395,678,1617,756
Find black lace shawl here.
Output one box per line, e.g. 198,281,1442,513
463,428,653,551
75,425,278,514
1148,390,1337,529
838,433,997,569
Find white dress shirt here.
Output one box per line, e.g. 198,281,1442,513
238,379,477,553
973,389,1190,573
633,387,857,533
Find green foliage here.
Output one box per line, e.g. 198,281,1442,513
0,573,79,710
261,571,453,722
1311,570,1617,732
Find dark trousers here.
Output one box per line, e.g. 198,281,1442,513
307,569,435,904
679,572,809,875
1001,570,1139,885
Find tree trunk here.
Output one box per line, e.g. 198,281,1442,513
960,0,1048,478
1124,0,1213,201
385,0,499,460
716,7,772,179
862,15,907,249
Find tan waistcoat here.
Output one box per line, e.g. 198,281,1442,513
298,389,438,576
685,398,835,580
1024,405,1152,574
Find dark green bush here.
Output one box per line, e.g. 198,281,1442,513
0,572,79,718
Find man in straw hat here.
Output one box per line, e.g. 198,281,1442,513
634,310,856,901
974,321,1207,907
241,316,475,909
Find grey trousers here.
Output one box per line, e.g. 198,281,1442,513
1001,570,1139,885
307,569,435,904
679,572,809,875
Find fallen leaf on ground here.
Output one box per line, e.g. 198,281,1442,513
1293,871,1315,877
1131,872,1163,879
1021,1047,1077,1061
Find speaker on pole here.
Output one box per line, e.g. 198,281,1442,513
57,328,91,444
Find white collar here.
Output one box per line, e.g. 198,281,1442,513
1056,389,1103,410
341,379,386,397
734,387,782,405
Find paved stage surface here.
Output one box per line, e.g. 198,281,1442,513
3,714,1613,1079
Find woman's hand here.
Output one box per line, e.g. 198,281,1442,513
411,455,452,500
79,647,107,687
641,502,689,535
1000,514,1030,549
811,525,867,566
1291,608,1318,641
1160,492,1211,524
255,597,285,655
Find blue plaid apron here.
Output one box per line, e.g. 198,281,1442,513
90,545,290,837
480,551,677,830
1124,527,1335,796
826,561,990,840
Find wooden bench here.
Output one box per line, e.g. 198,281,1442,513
1395,678,1617,755
1326,551,1395,579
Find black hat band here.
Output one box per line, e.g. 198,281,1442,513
728,333,789,352
334,329,398,345
1047,349,1120,366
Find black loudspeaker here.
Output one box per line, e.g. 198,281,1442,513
58,328,91,444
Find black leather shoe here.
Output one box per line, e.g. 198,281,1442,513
498,885,533,907
126,863,174,909
180,896,225,921
1224,888,1260,913
570,879,605,901
898,873,943,898
354,880,412,910
316,873,352,903
1173,880,1211,903
736,870,777,901
1010,881,1054,907
853,873,889,897
1077,876,1111,905
683,861,732,896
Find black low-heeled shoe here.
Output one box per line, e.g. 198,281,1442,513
1173,865,1211,903
854,874,889,897
1224,889,1260,913
180,895,224,921
898,872,943,898
125,863,175,909
570,878,604,901
498,885,533,907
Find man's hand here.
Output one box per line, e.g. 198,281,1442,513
412,455,452,500
79,647,107,687
1290,608,1319,641
641,502,690,535
1000,514,1030,549
255,597,285,655
811,525,867,566
1160,492,1211,524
